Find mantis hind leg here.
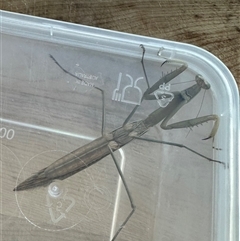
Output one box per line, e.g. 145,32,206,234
108,145,136,241
50,55,133,239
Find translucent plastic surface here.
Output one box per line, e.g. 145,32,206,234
0,11,239,241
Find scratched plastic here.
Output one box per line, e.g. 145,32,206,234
0,11,239,241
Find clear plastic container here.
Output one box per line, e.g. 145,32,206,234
0,10,239,241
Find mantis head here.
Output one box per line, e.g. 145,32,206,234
196,75,211,90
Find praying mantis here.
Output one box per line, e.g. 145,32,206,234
14,44,223,241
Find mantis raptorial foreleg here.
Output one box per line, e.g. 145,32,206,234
161,114,219,140
123,45,188,126
158,74,219,140
126,46,219,140
125,45,222,165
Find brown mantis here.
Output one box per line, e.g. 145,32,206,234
14,45,223,240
